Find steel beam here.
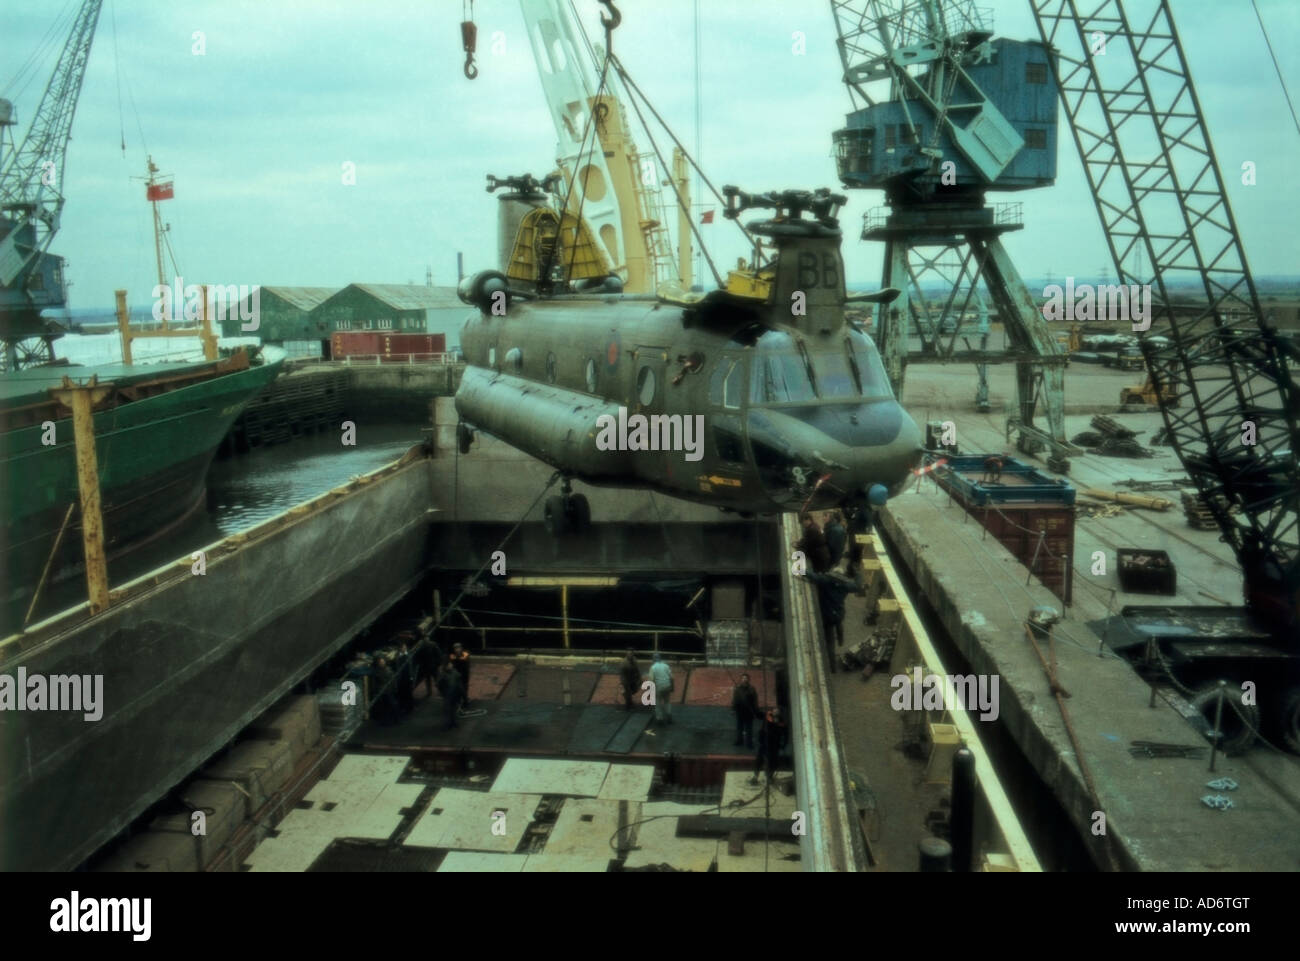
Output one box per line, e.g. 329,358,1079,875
779,513,867,872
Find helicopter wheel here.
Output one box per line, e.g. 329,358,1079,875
544,496,571,536
567,493,591,533
457,423,474,455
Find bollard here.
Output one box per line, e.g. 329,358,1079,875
950,746,976,872
918,836,952,872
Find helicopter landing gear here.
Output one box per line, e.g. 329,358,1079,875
543,479,591,536
457,422,474,454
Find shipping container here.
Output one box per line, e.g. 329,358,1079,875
934,456,1076,605
330,332,446,359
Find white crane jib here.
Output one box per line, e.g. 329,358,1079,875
518,0,664,293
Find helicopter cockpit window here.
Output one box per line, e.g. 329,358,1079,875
846,329,892,397
749,330,816,404
751,353,817,404
810,350,857,398
585,358,598,394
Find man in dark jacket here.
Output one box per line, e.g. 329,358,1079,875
845,503,872,579
824,511,847,569
416,634,444,699
450,642,471,707
619,649,641,711
805,571,855,672
436,663,465,730
732,674,760,748
794,514,832,573
395,642,416,718
371,657,397,726
749,707,788,785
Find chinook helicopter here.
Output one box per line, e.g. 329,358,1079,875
454,178,924,535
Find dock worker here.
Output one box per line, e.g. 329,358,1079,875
844,502,871,579
619,649,642,711
981,454,1006,484
794,513,832,573
416,634,444,699
824,511,847,570
396,641,416,718
649,653,673,726
436,663,465,730
450,642,471,707
804,571,855,672
749,707,788,786
732,673,760,748
371,657,397,726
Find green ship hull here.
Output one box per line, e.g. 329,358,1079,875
0,351,284,632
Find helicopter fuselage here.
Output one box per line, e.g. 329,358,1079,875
455,288,923,514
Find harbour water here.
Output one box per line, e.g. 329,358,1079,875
24,419,423,626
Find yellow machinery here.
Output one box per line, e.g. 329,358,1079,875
1119,372,1179,407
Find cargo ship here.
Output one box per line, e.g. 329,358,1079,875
0,345,284,633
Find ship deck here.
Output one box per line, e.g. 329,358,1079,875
0,357,231,408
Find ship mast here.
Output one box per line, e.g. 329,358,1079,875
140,155,176,326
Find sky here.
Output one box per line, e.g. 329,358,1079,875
2,0,1297,311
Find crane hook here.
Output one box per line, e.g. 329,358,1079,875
461,18,478,80
599,1,621,35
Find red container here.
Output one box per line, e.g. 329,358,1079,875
973,505,1075,605
330,332,447,359
378,333,445,357
331,331,380,357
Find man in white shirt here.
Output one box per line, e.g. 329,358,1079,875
649,653,673,726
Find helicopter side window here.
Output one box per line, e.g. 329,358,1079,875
709,357,744,409
637,366,657,406
713,414,746,464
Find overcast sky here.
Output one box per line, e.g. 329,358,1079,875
2,0,1297,310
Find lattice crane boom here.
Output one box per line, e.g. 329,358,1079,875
1030,0,1298,631
0,0,104,348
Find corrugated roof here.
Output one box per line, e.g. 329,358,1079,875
255,286,340,311
347,284,463,310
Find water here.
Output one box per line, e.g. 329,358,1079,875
25,422,425,623
206,423,422,535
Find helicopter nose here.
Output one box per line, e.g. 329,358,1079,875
832,402,923,495
746,400,923,505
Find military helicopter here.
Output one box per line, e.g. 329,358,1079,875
455,177,924,535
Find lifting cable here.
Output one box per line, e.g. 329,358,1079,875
1251,0,1300,138
362,470,563,712
558,2,622,286
609,54,755,253
610,56,723,288
540,28,612,288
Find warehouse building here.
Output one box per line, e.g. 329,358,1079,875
312,284,468,357
224,286,339,352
